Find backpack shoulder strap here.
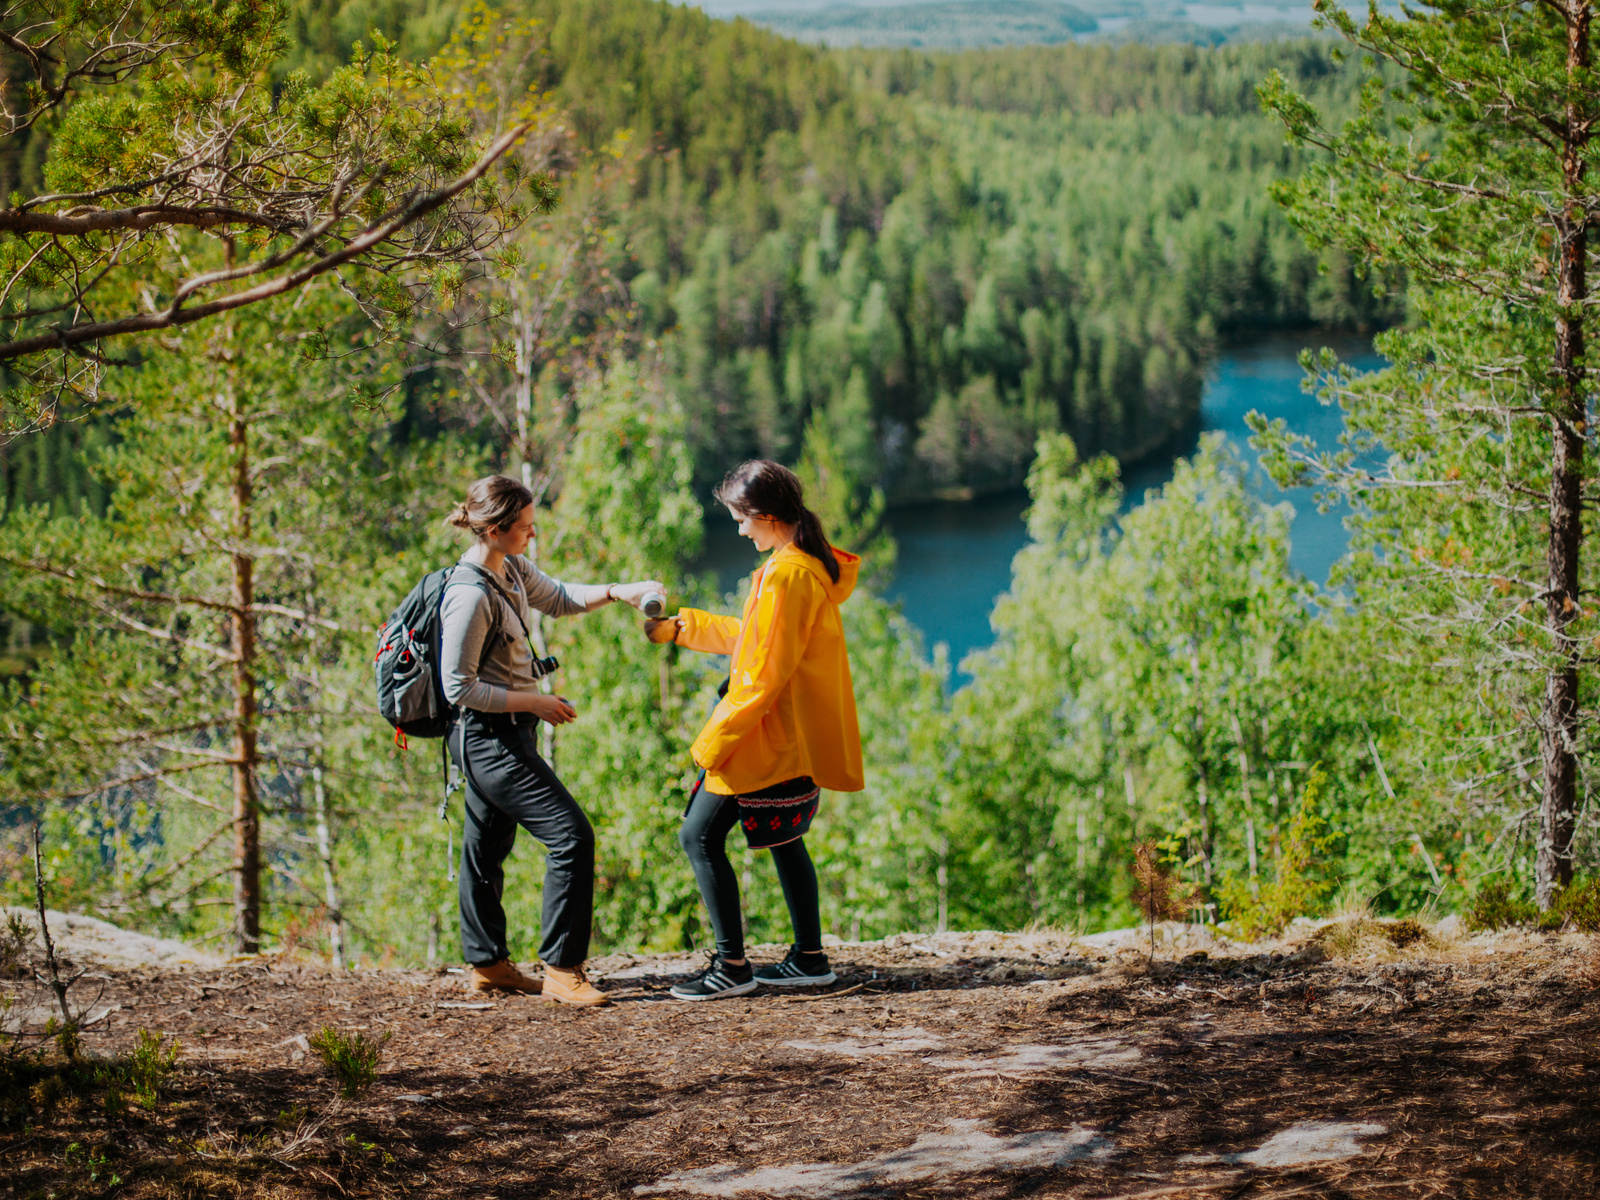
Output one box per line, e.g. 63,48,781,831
454,562,529,642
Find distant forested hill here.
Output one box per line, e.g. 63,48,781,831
745,1,1098,49
5,0,1395,512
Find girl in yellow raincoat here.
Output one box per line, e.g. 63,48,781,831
646,460,863,1000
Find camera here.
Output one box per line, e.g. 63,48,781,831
641,590,667,618
530,653,560,679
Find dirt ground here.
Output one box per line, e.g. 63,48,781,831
2,920,1598,1199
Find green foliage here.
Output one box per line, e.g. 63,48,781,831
0,0,543,427
1,1025,179,1128
0,913,26,977
8,2,1564,956
308,1026,390,1098
1220,766,1336,940
1557,879,1600,934
49,1019,81,1065
62,1140,121,1186
122,1030,182,1111
947,433,1367,931
1465,877,1536,933
1467,876,1600,934
271,0,1394,504
1252,2,1600,902
0,279,465,950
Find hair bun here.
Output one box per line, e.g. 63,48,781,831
447,475,535,539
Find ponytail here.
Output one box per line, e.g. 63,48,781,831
794,509,840,583
715,460,840,583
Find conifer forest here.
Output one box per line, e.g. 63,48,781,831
3,0,1599,974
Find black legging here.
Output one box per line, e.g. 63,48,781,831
678,786,822,959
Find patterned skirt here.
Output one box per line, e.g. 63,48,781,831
728,775,821,850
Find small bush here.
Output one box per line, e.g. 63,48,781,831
3,1025,180,1128
46,1017,81,1064
29,1073,69,1115
308,1026,389,1099
1221,767,1336,940
1468,876,1600,932
124,1029,181,1109
63,1140,120,1186
1383,917,1428,948
1465,877,1535,932
0,914,29,978
1553,878,1600,933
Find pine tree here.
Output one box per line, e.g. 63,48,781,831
0,0,550,425
1131,840,1201,964
1257,0,1600,906
0,281,452,953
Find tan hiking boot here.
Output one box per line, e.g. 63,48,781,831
543,964,609,1007
467,959,542,994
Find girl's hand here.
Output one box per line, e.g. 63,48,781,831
529,694,578,725
644,617,681,645
608,580,667,611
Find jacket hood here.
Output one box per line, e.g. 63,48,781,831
772,543,859,603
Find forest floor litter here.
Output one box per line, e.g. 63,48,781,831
2,917,1596,1198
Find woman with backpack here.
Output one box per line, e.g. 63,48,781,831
645,460,864,1000
441,474,663,1006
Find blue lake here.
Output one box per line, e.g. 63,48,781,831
694,331,1386,671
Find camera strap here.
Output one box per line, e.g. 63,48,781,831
457,561,556,676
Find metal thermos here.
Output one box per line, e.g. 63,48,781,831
641,591,667,618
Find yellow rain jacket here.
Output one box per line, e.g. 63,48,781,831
677,543,864,796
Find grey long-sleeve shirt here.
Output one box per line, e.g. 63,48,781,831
439,555,610,712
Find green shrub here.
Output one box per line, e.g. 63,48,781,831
308,1027,389,1099
0,914,28,978
1465,877,1534,932
124,1030,180,1109
1552,877,1600,932
1466,875,1600,932
1221,767,1336,940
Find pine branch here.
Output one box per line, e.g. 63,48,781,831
0,120,537,362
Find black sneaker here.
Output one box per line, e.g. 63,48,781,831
753,945,837,988
669,953,758,1001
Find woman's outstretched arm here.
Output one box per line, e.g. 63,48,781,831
512,558,662,616
669,608,743,655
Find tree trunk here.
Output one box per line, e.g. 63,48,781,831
1231,712,1258,896
229,376,262,954
1537,0,1591,910
311,749,345,969
512,306,559,763
304,615,345,968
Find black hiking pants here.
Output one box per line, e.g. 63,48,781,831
450,712,594,968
